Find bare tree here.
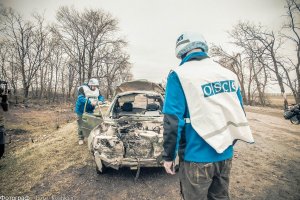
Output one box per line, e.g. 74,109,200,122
47,37,64,102
2,10,49,100
54,7,127,84
210,45,248,103
281,0,300,103
100,44,131,98
0,41,9,80
0,7,132,103
54,6,87,84
228,22,294,107
54,6,132,99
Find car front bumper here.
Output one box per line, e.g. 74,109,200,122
95,152,163,170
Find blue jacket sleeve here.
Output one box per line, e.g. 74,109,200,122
162,71,187,161
236,87,245,113
75,95,87,115
98,95,105,102
78,95,86,104
75,95,96,114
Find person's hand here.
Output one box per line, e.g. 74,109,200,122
164,161,176,175
91,100,97,106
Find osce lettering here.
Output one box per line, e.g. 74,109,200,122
201,80,236,97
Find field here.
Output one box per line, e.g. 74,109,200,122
266,95,296,107
0,104,299,199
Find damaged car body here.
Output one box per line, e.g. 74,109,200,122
85,80,166,173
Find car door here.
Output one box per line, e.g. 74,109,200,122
81,98,103,137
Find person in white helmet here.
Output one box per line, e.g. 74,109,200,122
75,78,105,145
162,32,254,200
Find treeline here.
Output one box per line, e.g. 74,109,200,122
0,6,132,103
211,0,299,107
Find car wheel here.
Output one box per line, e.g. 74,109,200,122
0,144,4,159
175,164,179,172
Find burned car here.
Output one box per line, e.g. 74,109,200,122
83,80,167,174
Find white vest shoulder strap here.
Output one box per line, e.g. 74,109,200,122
81,85,99,98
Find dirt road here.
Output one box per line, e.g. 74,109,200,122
0,106,299,199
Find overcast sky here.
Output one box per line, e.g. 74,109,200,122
1,0,288,85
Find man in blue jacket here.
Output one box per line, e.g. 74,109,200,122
75,78,105,145
162,32,253,200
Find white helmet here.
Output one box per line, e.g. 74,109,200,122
175,32,208,59
88,78,99,86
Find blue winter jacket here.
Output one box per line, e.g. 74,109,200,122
162,52,244,163
75,92,105,116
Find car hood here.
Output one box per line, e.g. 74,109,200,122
114,80,164,96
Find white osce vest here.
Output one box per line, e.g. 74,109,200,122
174,58,254,153
79,85,100,98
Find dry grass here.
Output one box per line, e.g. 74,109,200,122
0,105,91,196
266,95,296,107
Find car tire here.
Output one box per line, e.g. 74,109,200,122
0,144,4,159
175,164,179,172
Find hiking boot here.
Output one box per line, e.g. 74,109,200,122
78,140,84,145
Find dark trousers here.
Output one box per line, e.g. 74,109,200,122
0,126,5,158
179,159,232,200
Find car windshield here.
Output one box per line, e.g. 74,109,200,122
111,93,163,118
